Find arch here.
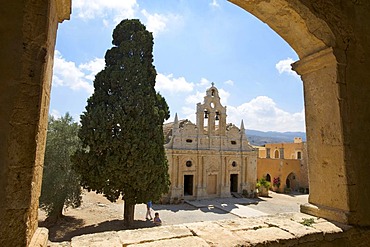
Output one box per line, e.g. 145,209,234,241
2,1,370,245
265,174,271,182
286,172,298,191
229,0,335,59
274,149,279,159
229,0,367,226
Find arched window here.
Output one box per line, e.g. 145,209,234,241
266,174,271,182
274,150,279,159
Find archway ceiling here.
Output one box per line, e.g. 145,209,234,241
229,0,335,58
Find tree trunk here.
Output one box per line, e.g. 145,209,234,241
44,206,64,225
123,201,135,227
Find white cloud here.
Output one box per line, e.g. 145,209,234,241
224,80,234,86
227,96,305,132
50,109,61,119
155,73,194,93
102,19,110,28
275,58,300,78
52,51,105,95
141,10,168,37
185,91,204,105
79,57,105,81
218,88,230,105
210,0,220,8
198,78,210,87
181,106,196,123
73,0,138,22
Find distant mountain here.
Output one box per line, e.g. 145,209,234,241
246,129,306,146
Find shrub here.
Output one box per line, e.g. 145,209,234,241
256,177,271,189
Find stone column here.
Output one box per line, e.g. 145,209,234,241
220,156,230,197
293,48,350,224
208,112,215,136
0,0,71,246
202,156,207,191
196,103,204,135
240,154,245,190
175,156,179,188
245,155,256,193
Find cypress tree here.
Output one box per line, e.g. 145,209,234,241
72,19,170,226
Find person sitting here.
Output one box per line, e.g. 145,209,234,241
153,212,162,226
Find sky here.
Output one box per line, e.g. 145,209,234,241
51,0,305,132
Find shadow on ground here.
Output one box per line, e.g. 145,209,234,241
39,217,155,242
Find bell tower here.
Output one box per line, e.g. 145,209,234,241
196,83,227,136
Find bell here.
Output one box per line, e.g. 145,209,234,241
215,111,220,120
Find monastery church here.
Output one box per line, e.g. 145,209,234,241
163,84,257,203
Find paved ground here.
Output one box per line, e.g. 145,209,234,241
51,191,358,247
40,190,308,242
138,191,308,226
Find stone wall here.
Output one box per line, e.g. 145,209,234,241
0,1,70,246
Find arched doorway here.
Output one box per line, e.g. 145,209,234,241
266,174,271,182
286,172,297,191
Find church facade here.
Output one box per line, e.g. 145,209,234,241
163,84,257,202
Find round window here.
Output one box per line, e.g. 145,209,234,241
186,161,192,167
232,161,237,167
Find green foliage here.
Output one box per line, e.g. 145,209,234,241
256,177,271,189
40,113,82,222
300,218,315,227
72,19,170,219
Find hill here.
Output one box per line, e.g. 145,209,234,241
246,129,306,146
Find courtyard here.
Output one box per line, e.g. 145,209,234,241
39,190,308,242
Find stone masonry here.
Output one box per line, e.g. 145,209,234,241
48,213,370,247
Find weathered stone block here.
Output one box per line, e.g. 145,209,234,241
215,217,268,231
117,225,192,245
235,227,297,246
185,221,244,246
128,236,210,247
71,231,121,247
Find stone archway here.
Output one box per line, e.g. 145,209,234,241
2,0,370,246
229,0,370,226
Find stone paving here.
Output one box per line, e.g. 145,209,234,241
47,192,370,246
49,212,363,247
145,192,308,225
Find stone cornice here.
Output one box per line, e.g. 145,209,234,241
56,0,71,23
292,47,337,76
